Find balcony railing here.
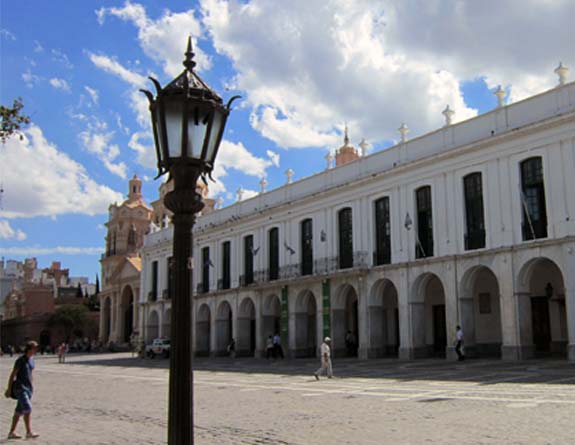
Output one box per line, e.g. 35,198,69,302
196,283,209,294
162,289,170,300
148,291,157,302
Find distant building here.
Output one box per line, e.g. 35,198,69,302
99,174,152,344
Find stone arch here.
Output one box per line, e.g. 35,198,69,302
459,265,502,357
410,273,446,358
163,308,171,340
215,300,233,355
517,257,567,357
368,279,399,358
147,310,160,343
101,297,112,343
196,304,211,356
262,294,281,341
332,283,359,357
294,290,318,357
238,297,256,357
121,286,134,343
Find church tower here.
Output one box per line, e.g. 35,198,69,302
99,174,152,345
335,125,360,167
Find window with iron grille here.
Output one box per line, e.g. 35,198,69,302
221,241,231,289
201,247,210,293
374,197,391,265
338,208,353,269
244,235,254,285
463,173,486,250
520,157,547,240
415,186,433,258
166,256,173,299
269,227,279,281
301,219,313,275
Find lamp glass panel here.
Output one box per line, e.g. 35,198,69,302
153,112,165,162
164,100,183,157
205,109,224,164
187,108,208,159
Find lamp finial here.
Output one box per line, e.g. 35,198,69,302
183,36,196,71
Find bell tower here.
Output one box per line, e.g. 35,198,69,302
128,174,143,201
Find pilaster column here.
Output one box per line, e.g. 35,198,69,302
358,276,369,359
564,253,575,362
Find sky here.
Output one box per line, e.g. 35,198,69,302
0,0,573,281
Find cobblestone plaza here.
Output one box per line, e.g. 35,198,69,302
2,353,575,444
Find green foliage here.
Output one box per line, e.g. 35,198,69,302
0,97,31,144
48,304,90,341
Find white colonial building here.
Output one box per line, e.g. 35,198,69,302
139,69,575,362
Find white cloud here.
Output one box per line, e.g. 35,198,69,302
49,77,71,92
51,48,73,69
266,149,280,167
0,220,27,241
84,86,99,105
200,0,574,149
96,2,210,77
128,131,156,170
0,246,104,256
210,140,277,196
241,189,259,200
88,52,148,86
0,29,16,40
22,69,41,88
79,122,128,179
33,40,43,52
1,125,123,218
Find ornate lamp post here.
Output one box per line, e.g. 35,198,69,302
141,37,239,444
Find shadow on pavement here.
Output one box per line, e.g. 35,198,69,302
54,352,575,386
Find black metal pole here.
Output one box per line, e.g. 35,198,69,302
164,164,204,445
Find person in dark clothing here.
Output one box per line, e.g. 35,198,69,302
4,340,40,440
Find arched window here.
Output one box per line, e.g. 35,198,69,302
301,219,313,275
374,197,391,265
244,235,254,285
520,157,547,240
338,208,353,269
220,241,231,290
415,186,433,258
268,228,279,281
463,173,486,250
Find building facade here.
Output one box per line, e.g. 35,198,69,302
140,77,575,362
99,175,152,345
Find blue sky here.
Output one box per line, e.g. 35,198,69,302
1,0,573,280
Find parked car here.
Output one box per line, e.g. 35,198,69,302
146,338,171,358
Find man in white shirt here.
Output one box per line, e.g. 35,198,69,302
455,325,464,361
314,337,333,380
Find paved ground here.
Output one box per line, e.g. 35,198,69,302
1,353,575,444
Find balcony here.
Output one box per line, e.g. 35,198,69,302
162,289,170,300
148,291,157,302
196,283,209,294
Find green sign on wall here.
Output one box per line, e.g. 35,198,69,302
322,279,331,339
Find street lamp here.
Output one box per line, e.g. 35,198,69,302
141,37,239,445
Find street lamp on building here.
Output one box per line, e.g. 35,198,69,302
141,37,239,445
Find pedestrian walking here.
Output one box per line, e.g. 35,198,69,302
265,335,275,359
4,340,40,440
57,343,66,363
9,344,14,357
227,338,236,358
455,325,465,361
314,337,333,380
273,333,284,359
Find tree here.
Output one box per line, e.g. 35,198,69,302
1,98,31,144
48,305,90,342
